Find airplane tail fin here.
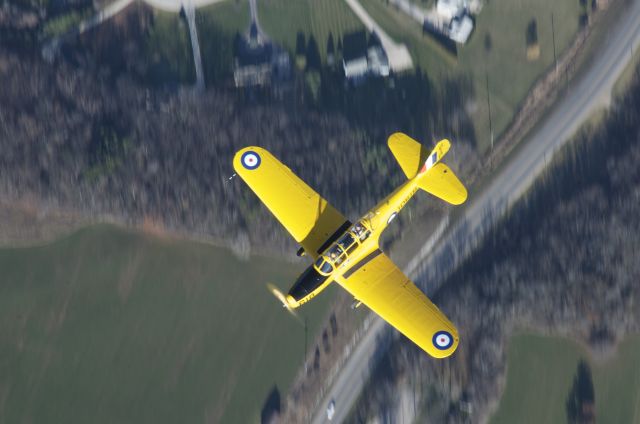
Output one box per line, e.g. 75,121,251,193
387,133,466,205
387,132,428,179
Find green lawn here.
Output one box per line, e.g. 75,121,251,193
0,225,335,423
359,0,582,152
359,0,455,75
491,334,640,424
196,0,250,35
196,0,251,83
145,11,196,85
258,0,365,59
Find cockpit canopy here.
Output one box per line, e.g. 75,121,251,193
289,220,373,303
313,220,372,275
314,256,334,275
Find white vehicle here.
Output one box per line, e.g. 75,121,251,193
326,399,336,421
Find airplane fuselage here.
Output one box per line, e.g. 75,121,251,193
286,175,423,308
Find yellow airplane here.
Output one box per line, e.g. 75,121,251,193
233,132,467,358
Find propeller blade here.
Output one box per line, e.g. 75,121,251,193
267,283,302,324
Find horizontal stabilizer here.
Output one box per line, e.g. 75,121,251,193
418,163,467,205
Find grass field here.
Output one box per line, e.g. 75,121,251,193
358,0,582,152
258,0,365,59
196,0,250,35
196,0,251,83
490,334,640,424
0,225,336,423
145,11,196,85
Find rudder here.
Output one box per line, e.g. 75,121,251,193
387,133,428,179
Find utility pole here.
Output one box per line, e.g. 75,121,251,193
551,13,557,73
304,316,308,373
486,73,494,161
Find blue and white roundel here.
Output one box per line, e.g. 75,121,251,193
432,330,453,350
241,151,261,170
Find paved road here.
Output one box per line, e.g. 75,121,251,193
44,0,227,89
343,0,414,72
42,0,135,59
142,0,227,12
311,1,640,423
248,0,268,42
183,0,206,91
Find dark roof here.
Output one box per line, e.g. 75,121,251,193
235,36,273,67
342,30,368,62
249,21,258,41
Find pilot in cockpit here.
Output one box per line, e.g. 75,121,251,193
327,245,345,265
352,222,369,242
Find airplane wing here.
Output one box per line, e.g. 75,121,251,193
336,250,459,358
233,146,350,258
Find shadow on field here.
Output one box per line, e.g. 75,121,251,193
566,360,595,424
261,385,281,424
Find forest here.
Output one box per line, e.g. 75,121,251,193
0,1,478,257
349,65,640,423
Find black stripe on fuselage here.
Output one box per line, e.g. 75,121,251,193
316,220,352,255
342,249,383,279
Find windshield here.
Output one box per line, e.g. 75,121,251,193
320,261,333,274
314,256,333,275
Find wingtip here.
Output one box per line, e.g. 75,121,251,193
233,146,268,173
453,187,468,205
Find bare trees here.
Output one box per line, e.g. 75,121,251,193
350,68,640,423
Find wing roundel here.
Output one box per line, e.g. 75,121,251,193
233,146,349,258
336,251,459,358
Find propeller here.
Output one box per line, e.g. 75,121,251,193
267,283,302,324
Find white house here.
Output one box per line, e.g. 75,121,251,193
448,14,473,44
436,0,467,21
367,45,390,77
344,57,369,79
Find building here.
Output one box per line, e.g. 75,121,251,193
437,0,466,21
448,14,474,44
433,0,475,44
367,45,390,77
342,31,390,81
233,22,290,88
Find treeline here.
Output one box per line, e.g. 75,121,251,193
0,44,371,255
0,5,478,256
290,30,477,147
0,0,94,50
350,66,640,423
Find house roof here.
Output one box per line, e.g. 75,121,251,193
235,37,273,67
342,30,368,62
